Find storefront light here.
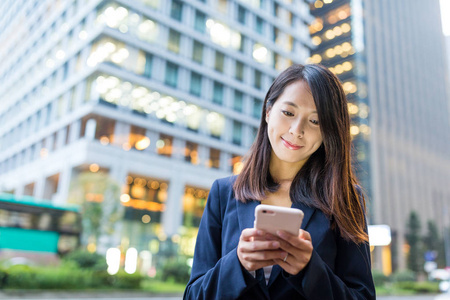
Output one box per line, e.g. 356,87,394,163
124,247,138,274
106,248,121,275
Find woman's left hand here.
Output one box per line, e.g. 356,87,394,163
269,229,313,275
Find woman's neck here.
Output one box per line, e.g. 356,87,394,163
269,151,306,184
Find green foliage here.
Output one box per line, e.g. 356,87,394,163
63,250,107,271
160,258,191,284
406,211,423,275
390,270,416,282
372,270,389,287
424,220,440,252
0,268,7,288
393,281,440,294
141,278,186,293
110,271,142,289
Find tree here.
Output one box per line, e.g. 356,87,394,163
423,220,441,265
406,211,423,276
68,171,123,250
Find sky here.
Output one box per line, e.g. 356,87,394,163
441,0,450,36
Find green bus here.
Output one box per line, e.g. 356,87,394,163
0,193,81,261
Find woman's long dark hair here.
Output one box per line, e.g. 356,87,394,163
233,64,368,244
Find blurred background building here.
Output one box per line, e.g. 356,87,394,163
1,0,449,277
0,0,313,273
310,0,450,274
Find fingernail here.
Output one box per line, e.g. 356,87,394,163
272,242,280,248
257,230,263,236
277,230,285,237
280,251,287,258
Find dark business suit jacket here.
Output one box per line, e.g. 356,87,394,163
184,176,376,300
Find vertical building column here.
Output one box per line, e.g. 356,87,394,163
69,119,81,143
162,173,185,236
34,177,46,199
171,137,185,160
55,165,73,205
220,151,231,173
113,121,130,148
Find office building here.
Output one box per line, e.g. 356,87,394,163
0,0,313,264
310,0,450,272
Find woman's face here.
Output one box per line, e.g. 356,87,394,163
266,80,323,166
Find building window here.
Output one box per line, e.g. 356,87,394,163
190,72,202,96
183,186,209,229
232,121,242,145
192,40,203,63
213,82,223,105
215,51,224,72
233,90,243,112
168,29,180,53
255,16,263,34
194,10,206,33
95,117,116,144
253,98,262,118
170,0,183,21
209,148,220,169
129,125,150,151
254,70,262,89
237,5,246,24
157,134,173,157
235,61,244,81
143,53,153,78
165,62,178,87
184,141,199,164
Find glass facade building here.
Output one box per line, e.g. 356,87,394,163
310,0,450,273
0,0,313,272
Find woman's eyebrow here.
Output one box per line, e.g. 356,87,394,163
282,101,317,113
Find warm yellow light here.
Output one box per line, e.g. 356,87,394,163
350,125,360,136
348,103,359,114
142,214,151,223
150,181,160,189
342,42,352,52
312,36,322,45
87,243,96,253
325,49,335,58
171,234,181,244
360,124,371,135
342,61,352,71
120,194,131,203
335,64,343,74
338,10,348,20
334,45,343,55
341,23,351,33
324,0,333,3
325,30,335,40
233,162,243,175
310,54,322,63
100,136,110,145
314,0,324,8
135,137,150,150
89,164,100,172
40,148,49,158
333,26,343,36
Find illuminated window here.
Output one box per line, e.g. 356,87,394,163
156,134,173,157
190,72,202,97
192,40,203,63
168,29,180,53
185,141,199,164
230,154,243,174
183,186,209,228
129,125,149,150
206,19,241,49
217,0,227,13
165,62,178,87
209,148,220,169
215,51,225,72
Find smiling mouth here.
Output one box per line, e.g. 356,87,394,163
281,138,303,150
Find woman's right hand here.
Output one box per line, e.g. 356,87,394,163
237,228,288,272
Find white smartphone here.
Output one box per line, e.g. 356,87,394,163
254,204,304,236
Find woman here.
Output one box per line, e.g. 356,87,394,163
183,64,375,299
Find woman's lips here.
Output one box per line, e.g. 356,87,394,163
281,138,303,150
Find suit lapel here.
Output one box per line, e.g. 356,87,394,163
236,199,259,233
268,201,316,287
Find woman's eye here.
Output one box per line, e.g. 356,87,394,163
310,119,320,125
282,110,294,117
